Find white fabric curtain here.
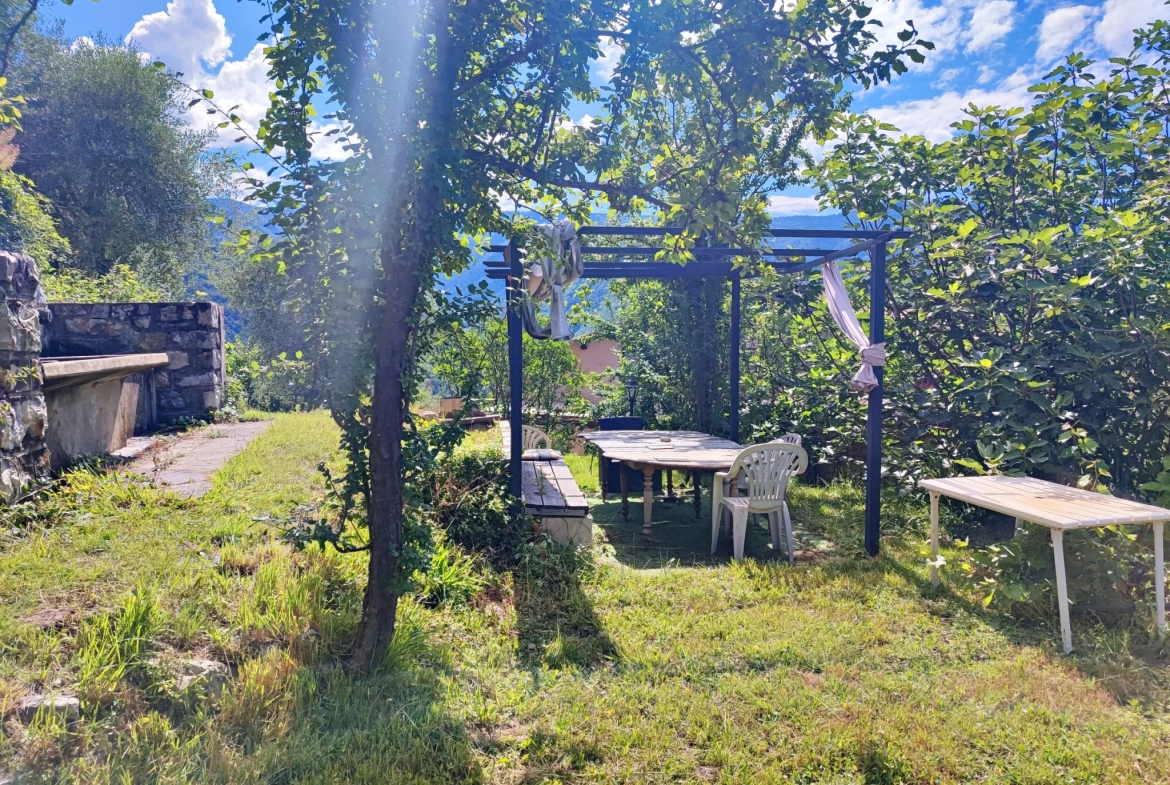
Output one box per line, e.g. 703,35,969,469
521,220,583,340
821,260,885,393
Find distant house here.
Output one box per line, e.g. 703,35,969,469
570,333,620,403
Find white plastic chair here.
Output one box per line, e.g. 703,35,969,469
712,442,808,561
724,433,801,491
522,425,554,451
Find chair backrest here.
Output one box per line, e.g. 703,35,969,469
522,425,553,451
729,443,808,501
598,416,644,431
773,433,801,445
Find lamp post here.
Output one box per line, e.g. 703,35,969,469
625,377,638,417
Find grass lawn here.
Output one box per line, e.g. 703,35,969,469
2,411,1169,783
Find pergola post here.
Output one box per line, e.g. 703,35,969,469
730,271,741,443
864,240,886,557
505,240,523,496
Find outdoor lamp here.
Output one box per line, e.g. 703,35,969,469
625,377,638,416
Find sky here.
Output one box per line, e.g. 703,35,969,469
49,0,1170,214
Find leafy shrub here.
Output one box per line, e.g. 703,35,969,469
0,158,70,269
419,441,527,566
411,533,485,607
960,522,1160,624
40,263,165,303
225,341,314,413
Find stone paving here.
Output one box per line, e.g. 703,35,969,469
125,421,272,497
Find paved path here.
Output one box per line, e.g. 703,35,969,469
125,421,273,497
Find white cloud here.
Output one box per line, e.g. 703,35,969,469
936,66,963,87
1036,5,1100,63
869,66,1036,141
977,64,996,84
1094,0,1165,55
199,43,272,143
966,0,1016,52
767,194,823,215
126,0,277,149
557,114,596,132
593,38,624,81
867,0,965,65
866,0,1021,66
308,120,357,162
125,0,232,78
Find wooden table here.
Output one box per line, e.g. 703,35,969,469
918,475,1170,653
580,430,743,537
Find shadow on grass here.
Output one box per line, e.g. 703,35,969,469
589,478,798,569
879,552,1170,708
512,544,619,670
233,614,485,785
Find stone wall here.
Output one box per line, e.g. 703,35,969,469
0,252,48,501
43,302,226,422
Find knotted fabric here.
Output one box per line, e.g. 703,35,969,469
521,220,583,340
821,260,885,394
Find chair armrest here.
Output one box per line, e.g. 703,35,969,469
714,471,729,481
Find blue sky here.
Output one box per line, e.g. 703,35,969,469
49,0,1169,214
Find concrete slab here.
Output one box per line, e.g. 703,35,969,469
125,421,272,497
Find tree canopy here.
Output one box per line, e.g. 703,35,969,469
10,31,228,293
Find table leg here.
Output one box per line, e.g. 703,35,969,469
642,466,655,538
620,463,629,520
1051,528,1073,654
693,471,702,518
929,491,940,587
1155,521,1166,640
666,470,675,502
600,457,608,502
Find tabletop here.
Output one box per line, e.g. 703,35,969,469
918,475,1170,529
580,430,744,471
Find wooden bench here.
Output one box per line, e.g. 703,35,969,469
499,423,592,547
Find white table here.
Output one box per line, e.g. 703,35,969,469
918,475,1170,653
580,430,743,537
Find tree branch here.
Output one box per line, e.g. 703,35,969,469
0,0,37,80
479,152,674,210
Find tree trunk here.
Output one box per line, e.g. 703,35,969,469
351,248,420,673
349,0,455,674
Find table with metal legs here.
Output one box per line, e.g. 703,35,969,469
919,475,1169,654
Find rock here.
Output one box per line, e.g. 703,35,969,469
196,306,219,328
175,658,230,700
177,372,217,389
18,693,80,724
165,351,189,370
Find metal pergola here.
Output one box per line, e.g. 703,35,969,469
483,226,910,556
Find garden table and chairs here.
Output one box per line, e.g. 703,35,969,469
581,431,809,561
580,430,744,537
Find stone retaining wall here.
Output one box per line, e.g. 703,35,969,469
43,302,226,422
0,252,48,501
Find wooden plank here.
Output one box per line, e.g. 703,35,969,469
520,457,589,517
919,476,1170,529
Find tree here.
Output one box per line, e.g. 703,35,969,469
249,0,926,672
794,22,1170,494
10,31,229,293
